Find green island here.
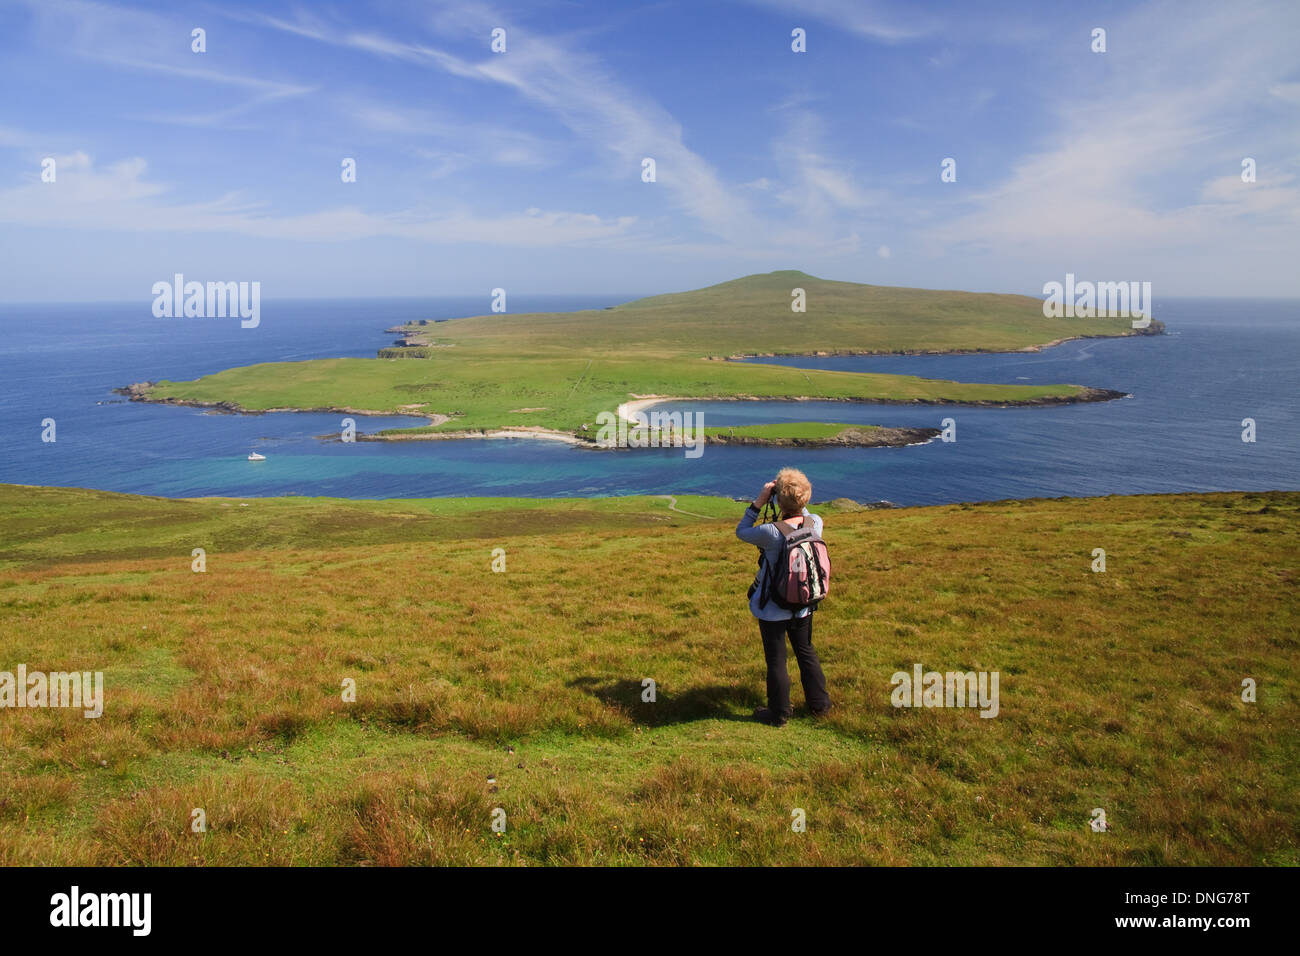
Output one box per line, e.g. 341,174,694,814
703,422,942,446
1,484,1293,865
118,270,1159,447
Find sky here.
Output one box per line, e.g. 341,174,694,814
0,0,1297,302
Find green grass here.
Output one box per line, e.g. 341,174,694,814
0,484,1294,866
0,484,742,570
139,271,1143,435
396,269,1149,357
703,422,865,440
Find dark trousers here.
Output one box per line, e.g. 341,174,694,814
758,615,831,718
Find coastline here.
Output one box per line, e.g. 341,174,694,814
616,386,1129,421
112,383,451,427
385,319,1166,359
108,275,1163,456
701,321,1167,362
705,425,941,448
114,382,1126,451
358,426,585,445
116,314,1145,451
110,385,941,450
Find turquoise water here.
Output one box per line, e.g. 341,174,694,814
0,296,1295,505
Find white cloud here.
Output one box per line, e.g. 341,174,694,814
770,111,879,221
738,0,936,43
248,5,764,245
1268,82,1300,105
927,0,1300,276
227,1,895,259
17,0,315,127
0,126,35,149
0,152,635,245
1198,172,1300,218
342,96,556,171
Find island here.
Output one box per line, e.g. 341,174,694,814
116,270,1158,448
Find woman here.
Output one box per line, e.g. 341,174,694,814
735,467,832,727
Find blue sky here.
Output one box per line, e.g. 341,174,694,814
1,0,1297,301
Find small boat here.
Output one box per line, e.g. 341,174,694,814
247,453,266,461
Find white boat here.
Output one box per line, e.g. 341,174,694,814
247,452,266,461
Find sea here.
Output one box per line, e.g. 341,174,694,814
0,296,1295,506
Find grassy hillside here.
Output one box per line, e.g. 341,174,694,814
0,484,1294,866
136,271,1144,436
392,270,1148,357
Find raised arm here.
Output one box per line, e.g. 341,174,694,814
736,502,780,546
737,479,781,546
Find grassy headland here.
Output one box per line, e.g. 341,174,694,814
702,422,940,447
121,271,1152,443
0,484,1292,865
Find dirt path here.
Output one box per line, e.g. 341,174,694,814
655,494,714,518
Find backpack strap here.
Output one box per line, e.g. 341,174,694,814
774,518,805,537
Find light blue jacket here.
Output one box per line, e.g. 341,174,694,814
735,504,823,621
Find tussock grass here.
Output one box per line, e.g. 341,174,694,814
0,486,1294,865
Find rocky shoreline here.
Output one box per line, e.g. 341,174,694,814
112,383,451,426
353,426,938,450
385,319,1164,361
114,380,1125,450
615,387,1130,417
711,320,1165,362
705,426,940,448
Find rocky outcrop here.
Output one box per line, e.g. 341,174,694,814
705,426,940,448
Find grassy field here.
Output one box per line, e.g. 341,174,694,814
0,484,1295,866
138,271,1146,437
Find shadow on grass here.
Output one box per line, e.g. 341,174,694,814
568,677,762,726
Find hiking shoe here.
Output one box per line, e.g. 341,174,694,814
810,703,834,719
753,707,788,727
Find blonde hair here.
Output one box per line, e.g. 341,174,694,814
774,467,812,517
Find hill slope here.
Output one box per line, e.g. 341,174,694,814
0,485,1293,866
391,269,1156,357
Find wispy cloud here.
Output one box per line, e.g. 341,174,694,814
770,111,878,216
736,0,936,43
2,0,1295,296
0,152,636,245
0,125,36,149
928,0,1300,269
17,0,314,124
339,96,558,170
247,3,766,245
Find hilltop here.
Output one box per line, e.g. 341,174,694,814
387,269,1162,358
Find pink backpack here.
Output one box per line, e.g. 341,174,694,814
757,519,831,611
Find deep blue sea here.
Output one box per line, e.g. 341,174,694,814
0,296,1295,505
